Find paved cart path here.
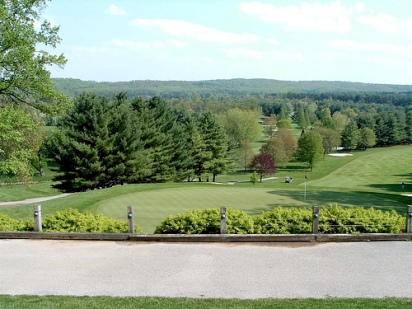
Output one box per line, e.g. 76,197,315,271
0,194,72,207
0,240,411,298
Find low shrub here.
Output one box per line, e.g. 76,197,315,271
41,209,143,233
254,206,312,234
319,204,405,234
0,205,405,234
254,204,405,234
0,214,25,231
154,208,254,234
0,209,143,233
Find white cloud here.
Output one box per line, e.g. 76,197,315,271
222,48,263,59
266,39,280,46
240,1,361,33
168,39,187,48
330,40,411,53
358,13,412,34
110,39,187,51
221,48,304,60
63,45,112,60
111,39,164,50
105,4,126,16
131,19,259,45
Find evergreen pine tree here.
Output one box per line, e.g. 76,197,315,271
197,112,229,182
51,92,149,191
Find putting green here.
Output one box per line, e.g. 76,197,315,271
94,182,405,233
95,184,309,232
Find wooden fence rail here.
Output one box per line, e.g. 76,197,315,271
28,204,412,235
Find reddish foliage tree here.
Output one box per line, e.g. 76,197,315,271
249,153,276,182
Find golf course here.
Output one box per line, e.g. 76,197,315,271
1,144,411,233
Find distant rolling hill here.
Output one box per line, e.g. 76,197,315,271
52,78,412,99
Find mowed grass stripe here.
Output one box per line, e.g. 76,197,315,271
309,145,412,193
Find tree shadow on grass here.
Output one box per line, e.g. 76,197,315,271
366,183,411,193
258,190,407,214
277,165,309,171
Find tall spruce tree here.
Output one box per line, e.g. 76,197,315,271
51,92,149,191
296,104,307,129
196,112,229,182
131,96,192,182
406,110,412,144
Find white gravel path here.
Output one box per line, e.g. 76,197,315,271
0,240,411,299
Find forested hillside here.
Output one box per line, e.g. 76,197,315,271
53,78,412,99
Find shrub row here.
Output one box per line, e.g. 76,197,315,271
154,208,254,234
0,209,142,233
155,205,406,234
0,205,406,234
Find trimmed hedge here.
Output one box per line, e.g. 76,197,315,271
154,208,254,234
0,209,143,233
155,205,406,234
319,204,404,234
254,207,312,234
0,205,406,234
0,214,26,232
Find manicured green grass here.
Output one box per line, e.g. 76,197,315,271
1,145,411,233
0,182,59,202
0,163,60,202
94,184,310,232
309,146,412,194
0,295,411,309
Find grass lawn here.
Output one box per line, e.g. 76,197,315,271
0,295,411,309
1,145,411,233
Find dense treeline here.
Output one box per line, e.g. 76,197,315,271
45,87,412,190
267,92,412,107
261,96,412,147
48,93,231,192
53,78,412,99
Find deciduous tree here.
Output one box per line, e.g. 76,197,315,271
263,115,277,138
341,121,360,150
261,129,296,165
249,153,275,182
219,108,261,149
0,104,40,180
313,126,341,154
237,140,254,171
295,131,324,171
0,0,70,113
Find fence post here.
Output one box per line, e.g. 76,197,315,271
312,205,319,234
127,205,134,234
406,205,412,233
220,206,227,235
33,204,42,232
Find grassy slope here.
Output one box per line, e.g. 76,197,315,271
1,145,411,233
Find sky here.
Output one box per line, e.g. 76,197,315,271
43,0,412,84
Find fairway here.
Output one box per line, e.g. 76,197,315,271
1,145,411,233
91,144,412,233
309,146,412,193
